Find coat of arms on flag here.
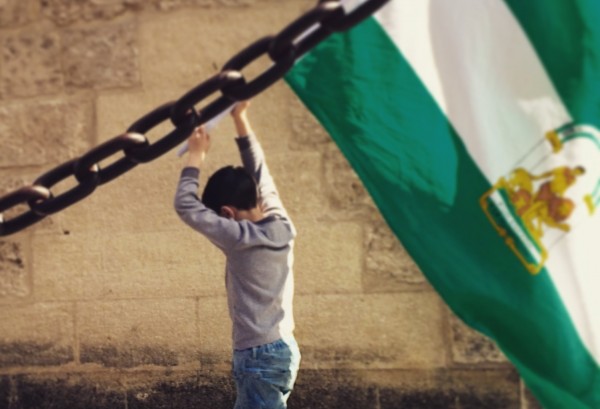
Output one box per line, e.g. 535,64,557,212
481,123,600,274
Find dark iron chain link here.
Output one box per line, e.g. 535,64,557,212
0,0,389,237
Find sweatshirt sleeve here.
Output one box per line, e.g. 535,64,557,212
174,167,245,251
236,133,292,223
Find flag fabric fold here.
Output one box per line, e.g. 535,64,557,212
285,1,600,408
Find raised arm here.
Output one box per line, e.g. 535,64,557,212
232,102,289,219
174,126,243,251
232,101,253,139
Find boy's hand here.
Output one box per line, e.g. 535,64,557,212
185,126,210,169
231,101,252,137
231,100,250,118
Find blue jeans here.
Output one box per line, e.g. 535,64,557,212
232,337,301,409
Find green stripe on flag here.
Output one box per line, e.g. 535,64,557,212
285,14,600,409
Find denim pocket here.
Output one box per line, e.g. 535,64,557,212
234,338,300,390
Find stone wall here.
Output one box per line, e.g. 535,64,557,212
0,1,541,408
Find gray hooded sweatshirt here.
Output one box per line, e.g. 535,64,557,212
174,134,296,350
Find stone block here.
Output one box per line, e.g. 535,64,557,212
33,218,226,300
0,377,10,409
322,144,377,220
78,298,198,367
84,160,184,233
0,303,74,367
196,296,231,368
152,0,215,11
138,3,306,90
1,30,62,98
0,237,30,298
0,97,94,168
363,219,427,293
139,10,228,91
41,0,145,26
239,83,305,152
40,0,259,26
287,85,331,151
295,293,446,370
32,231,104,300
0,0,40,28
264,150,328,222
14,373,126,409
40,0,81,26
375,368,520,409
448,312,507,364
96,89,176,139
99,229,226,299
294,221,363,295
125,371,234,409
62,22,139,90
289,370,378,409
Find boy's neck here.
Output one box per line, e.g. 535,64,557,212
235,207,264,222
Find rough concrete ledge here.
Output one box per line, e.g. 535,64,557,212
0,368,523,409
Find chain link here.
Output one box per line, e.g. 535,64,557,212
0,0,390,236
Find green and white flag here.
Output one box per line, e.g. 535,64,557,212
286,1,600,408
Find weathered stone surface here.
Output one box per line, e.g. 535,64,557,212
0,368,522,409
0,97,94,167
14,373,125,409
363,220,426,293
32,231,104,300
62,22,139,90
0,303,74,367
0,238,29,298
377,368,520,409
99,230,224,298
126,371,235,409
0,377,10,408
195,296,231,369
290,370,378,409
138,3,305,90
449,312,507,364
323,144,377,220
288,93,331,151
294,221,363,295
1,31,62,98
33,222,226,301
380,388,513,409
295,293,446,370
41,0,137,26
267,150,327,219
78,299,198,367
0,0,40,28
40,0,257,26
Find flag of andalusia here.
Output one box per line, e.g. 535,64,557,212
286,1,600,408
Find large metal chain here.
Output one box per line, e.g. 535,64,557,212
0,0,389,237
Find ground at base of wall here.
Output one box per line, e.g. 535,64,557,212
0,367,537,409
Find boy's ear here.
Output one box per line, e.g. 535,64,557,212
220,206,235,219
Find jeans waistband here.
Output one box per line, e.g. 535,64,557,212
235,336,297,358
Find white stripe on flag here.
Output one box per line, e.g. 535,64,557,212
373,0,598,361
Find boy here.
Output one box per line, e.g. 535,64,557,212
174,101,300,409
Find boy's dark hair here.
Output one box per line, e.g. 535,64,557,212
202,166,258,213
